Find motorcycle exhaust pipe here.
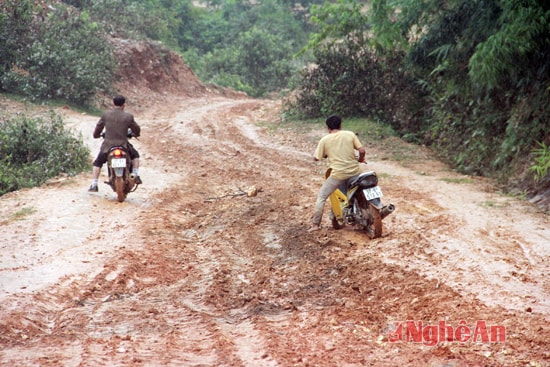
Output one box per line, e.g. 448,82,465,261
129,173,136,185
380,204,395,219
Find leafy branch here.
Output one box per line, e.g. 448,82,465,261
530,142,550,182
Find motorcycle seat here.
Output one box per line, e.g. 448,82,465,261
348,171,378,188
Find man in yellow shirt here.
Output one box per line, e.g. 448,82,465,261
309,115,365,232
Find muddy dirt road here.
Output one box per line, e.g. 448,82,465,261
1,94,549,366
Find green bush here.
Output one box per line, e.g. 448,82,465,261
286,41,426,137
0,112,90,196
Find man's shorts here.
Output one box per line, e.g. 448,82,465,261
93,144,140,168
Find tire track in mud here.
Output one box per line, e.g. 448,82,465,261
142,97,300,365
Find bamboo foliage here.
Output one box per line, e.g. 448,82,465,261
290,0,550,184
469,0,549,92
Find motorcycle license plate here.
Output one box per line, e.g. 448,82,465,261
363,186,383,200
111,158,126,168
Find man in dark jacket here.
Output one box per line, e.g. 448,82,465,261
88,95,142,192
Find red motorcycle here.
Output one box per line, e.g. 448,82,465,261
103,131,139,202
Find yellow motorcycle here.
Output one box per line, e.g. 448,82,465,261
327,168,394,239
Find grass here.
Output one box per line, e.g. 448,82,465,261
0,92,103,117
479,200,510,208
261,116,320,132
440,177,474,184
270,115,430,165
0,207,37,226
12,207,37,221
343,117,396,142
46,98,104,116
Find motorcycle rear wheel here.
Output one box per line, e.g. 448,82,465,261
365,202,382,239
115,176,126,203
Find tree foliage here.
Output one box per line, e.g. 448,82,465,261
66,0,181,45
530,142,550,182
203,26,295,96
0,0,35,75
0,0,115,105
469,0,549,92
290,0,550,185
399,0,550,176
287,0,425,134
178,0,315,97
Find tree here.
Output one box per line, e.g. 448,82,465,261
0,0,36,80
289,0,425,130
178,0,314,96
1,2,115,104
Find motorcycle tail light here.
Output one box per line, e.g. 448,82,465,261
113,149,122,157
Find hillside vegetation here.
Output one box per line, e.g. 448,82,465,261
286,0,550,208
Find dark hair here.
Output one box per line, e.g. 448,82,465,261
113,95,126,107
325,115,342,130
